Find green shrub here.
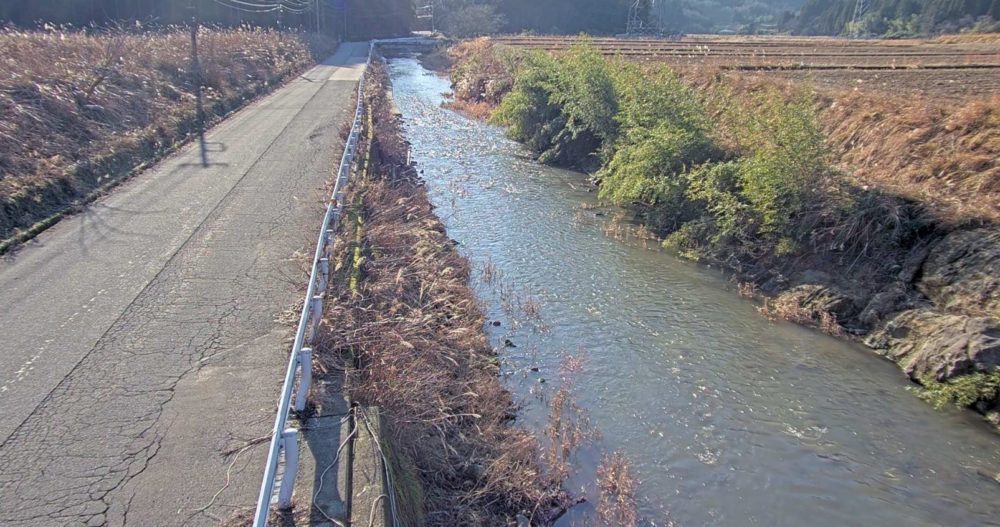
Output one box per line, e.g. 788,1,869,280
613,63,709,139
491,42,840,264
662,218,715,260
683,161,756,249
717,86,830,238
552,42,620,149
596,61,714,230
915,370,1000,410
599,125,712,205
883,15,922,39
491,51,564,153
492,43,618,169
775,237,799,256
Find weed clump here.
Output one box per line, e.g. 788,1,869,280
0,27,335,240
915,370,1000,411
596,452,638,527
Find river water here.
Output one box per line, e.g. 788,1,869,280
386,57,1000,527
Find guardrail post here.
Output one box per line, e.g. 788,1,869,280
308,295,323,344
317,257,330,291
277,428,299,509
294,348,312,412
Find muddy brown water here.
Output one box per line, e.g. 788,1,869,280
387,57,1000,527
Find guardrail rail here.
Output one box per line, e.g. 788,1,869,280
252,41,375,527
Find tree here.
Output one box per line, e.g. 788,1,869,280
442,3,506,36
0,0,414,40
789,0,998,35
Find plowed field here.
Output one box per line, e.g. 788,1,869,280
492,34,1000,102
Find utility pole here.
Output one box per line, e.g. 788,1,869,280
189,0,207,167
416,1,435,33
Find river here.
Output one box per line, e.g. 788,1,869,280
386,56,1000,527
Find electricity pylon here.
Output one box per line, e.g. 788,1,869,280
850,0,870,38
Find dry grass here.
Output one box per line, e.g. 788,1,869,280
0,27,334,239
443,98,495,120
543,388,597,486
759,294,846,337
320,59,570,526
669,61,999,225
737,281,759,299
933,33,1000,44
449,38,517,109
596,452,638,527
480,256,500,285
821,90,1000,224
759,294,815,326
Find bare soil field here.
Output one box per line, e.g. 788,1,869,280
492,34,1000,102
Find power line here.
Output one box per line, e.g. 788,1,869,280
209,0,315,15
212,0,282,14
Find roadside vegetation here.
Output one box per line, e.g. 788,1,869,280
0,27,335,245
447,38,1000,424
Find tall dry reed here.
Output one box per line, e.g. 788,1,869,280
0,27,334,238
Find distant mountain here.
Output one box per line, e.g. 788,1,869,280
495,0,806,34
789,0,1000,36
451,0,998,37
664,0,807,33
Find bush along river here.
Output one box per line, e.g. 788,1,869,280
386,56,1000,526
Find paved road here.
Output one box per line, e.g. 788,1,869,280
0,42,369,526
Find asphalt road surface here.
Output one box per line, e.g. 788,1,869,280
0,42,369,526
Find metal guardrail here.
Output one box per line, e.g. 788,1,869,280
252,41,375,527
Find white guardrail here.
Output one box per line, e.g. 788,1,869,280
252,41,375,527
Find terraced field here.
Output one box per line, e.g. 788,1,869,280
492,34,1000,101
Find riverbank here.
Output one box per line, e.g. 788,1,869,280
0,28,336,249
444,38,1000,425
316,57,598,526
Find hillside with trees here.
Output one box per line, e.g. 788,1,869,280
431,0,1000,37
427,0,806,36
790,0,1000,36
0,0,413,39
